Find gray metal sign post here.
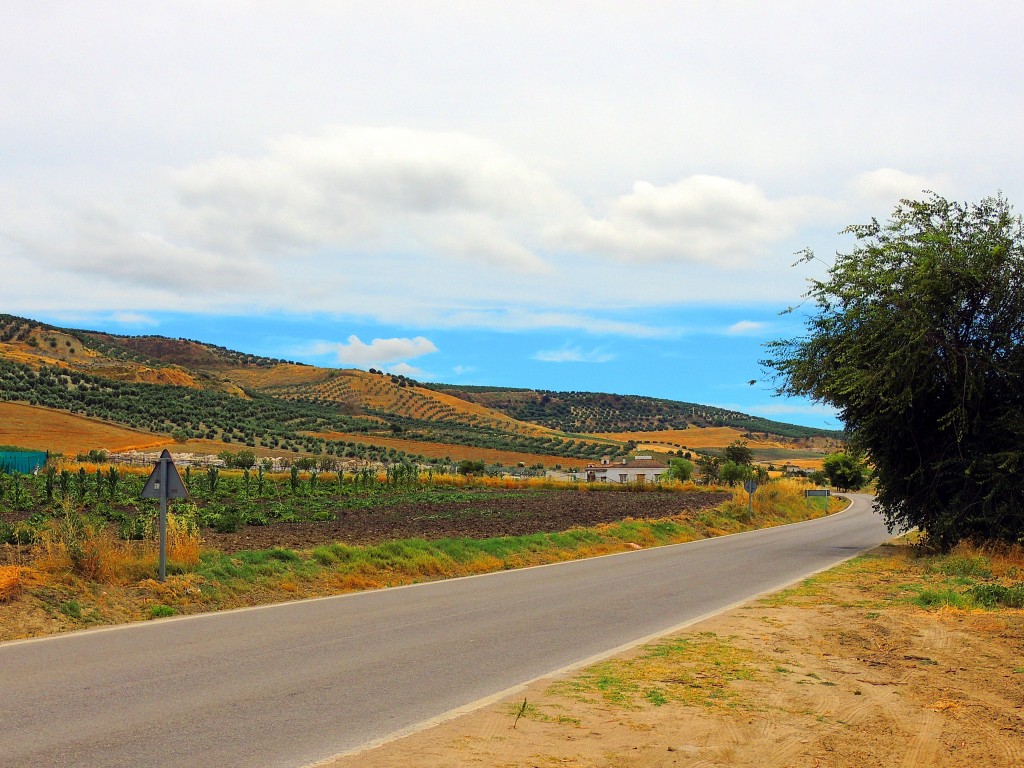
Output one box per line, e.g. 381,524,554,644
805,488,831,513
142,449,188,582
743,479,758,520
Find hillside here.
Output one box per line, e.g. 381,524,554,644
426,384,844,440
0,314,840,466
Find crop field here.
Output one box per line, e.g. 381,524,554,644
0,402,165,455
0,466,730,553
201,486,732,551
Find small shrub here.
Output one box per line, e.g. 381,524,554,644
210,511,243,534
0,519,16,546
149,604,177,619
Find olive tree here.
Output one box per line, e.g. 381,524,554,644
764,194,1024,548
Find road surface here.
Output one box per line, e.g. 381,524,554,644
0,494,891,767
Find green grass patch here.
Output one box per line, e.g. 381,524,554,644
969,583,1024,608
936,554,992,579
912,587,972,609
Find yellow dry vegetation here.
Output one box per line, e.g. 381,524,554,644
0,566,22,602
0,402,165,455
223,363,334,389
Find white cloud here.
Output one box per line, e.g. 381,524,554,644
726,320,767,336
387,362,428,378
550,176,827,266
850,169,953,210
534,345,614,363
109,312,158,326
749,402,840,419
319,335,439,365
166,127,573,268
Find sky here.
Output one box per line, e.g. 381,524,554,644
2,2,1021,429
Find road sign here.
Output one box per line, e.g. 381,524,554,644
805,487,831,513
142,450,188,499
743,480,759,494
141,450,188,582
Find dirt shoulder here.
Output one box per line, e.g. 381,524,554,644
323,541,1024,768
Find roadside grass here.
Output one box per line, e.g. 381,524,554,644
0,480,845,640
543,632,764,715
758,539,1024,613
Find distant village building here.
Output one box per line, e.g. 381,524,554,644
575,455,668,484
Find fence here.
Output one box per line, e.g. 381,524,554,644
0,451,48,474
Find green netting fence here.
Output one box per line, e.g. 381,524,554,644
0,451,48,474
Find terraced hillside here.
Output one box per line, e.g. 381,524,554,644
427,384,844,440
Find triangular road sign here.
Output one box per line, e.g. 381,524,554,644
142,449,189,499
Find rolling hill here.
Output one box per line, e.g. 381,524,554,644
0,313,841,467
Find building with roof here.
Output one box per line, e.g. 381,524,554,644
574,455,668,484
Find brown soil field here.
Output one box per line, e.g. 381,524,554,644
0,402,165,455
325,542,1024,768
202,489,731,552
312,431,582,467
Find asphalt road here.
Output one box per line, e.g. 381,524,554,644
0,494,892,768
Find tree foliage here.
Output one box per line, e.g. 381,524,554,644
663,457,694,482
821,452,867,492
764,194,1024,547
723,440,754,466
719,460,753,486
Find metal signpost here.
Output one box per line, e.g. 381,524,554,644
141,449,188,582
743,479,758,520
805,488,831,513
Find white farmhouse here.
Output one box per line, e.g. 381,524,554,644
576,455,668,484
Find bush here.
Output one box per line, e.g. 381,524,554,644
969,583,1024,609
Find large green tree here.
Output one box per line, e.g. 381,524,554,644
821,452,867,492
764,194,1024,548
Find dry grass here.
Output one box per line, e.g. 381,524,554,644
0,401,165,454
32,504,202,585
952,540,1024,579
0,565,22,602
221,363,334,389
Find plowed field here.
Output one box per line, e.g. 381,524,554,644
203,489,730,552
